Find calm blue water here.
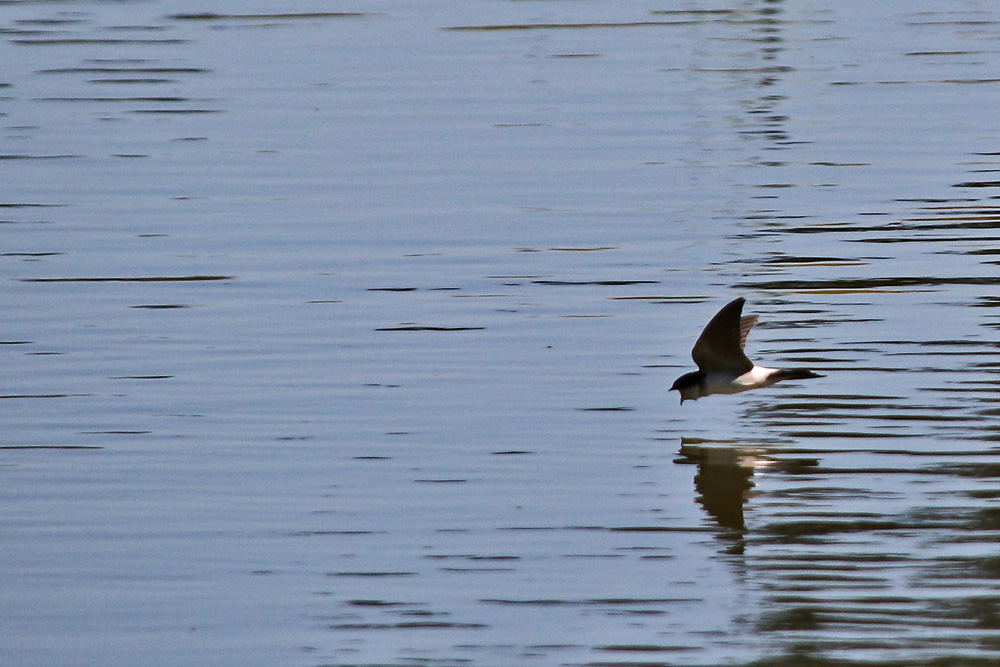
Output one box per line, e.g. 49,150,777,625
4,2,1000,665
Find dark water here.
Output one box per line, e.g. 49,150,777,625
4,1,1000,666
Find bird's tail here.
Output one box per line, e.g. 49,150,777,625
772,368,824,381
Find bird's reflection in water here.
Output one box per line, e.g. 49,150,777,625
676,439,774,553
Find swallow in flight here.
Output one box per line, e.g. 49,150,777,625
671,297,823,403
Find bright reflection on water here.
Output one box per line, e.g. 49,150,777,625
4,1,1000,665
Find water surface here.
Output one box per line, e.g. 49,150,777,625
4,1,1000,665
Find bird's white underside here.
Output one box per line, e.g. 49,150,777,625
702,365,779,395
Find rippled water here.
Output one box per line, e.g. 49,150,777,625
4,1,1000,666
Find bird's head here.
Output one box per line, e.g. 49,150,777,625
670,371,705,404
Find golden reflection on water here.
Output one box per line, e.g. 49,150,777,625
675,432,1000,665
677,440,763,533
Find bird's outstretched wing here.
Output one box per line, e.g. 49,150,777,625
691,297,755,374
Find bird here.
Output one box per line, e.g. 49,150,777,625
670,297,823,403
